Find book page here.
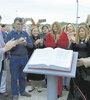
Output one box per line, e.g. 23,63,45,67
28,47,53,66
50,48,73,69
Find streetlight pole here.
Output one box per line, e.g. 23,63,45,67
76,0,79,31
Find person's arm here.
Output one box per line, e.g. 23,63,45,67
82,57,90,68
0,39,17,58
4,39,17,52
77,57,90,68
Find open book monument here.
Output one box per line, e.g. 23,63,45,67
28,47,74,72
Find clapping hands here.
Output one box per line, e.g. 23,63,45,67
5,38,17,51
35,38,44,45
85,34,90,43
70,36,75,43
4,37,27,52
16,37,27,45
55,34,60,43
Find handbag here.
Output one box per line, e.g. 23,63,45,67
81,67,90,81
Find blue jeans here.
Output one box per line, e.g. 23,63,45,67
10,56,28,98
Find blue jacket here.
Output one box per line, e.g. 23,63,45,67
6,29,33,57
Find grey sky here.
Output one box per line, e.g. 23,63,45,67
0,0,90,24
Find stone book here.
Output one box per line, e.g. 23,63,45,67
28,47,74,72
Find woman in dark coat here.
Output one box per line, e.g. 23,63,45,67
67,26,90,100
27,26,45,92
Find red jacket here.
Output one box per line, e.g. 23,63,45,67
45,31,69,49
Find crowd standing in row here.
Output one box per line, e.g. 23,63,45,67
0,14,90,100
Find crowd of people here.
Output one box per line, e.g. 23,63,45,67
0,14,90,100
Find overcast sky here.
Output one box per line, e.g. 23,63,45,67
0,0,90,24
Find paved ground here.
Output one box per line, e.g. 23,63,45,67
0,60,69,100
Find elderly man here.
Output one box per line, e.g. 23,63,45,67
6,17,33,100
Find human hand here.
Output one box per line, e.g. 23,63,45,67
40,38,44,44
55,34,60,43
85,34,90,43
4,38,17,51
35,39,41,45
39,38,44,46
77,58,84,67
16,37,27,45
21,37,27,45
70,36,75,43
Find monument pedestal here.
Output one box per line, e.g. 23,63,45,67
23,52,78,100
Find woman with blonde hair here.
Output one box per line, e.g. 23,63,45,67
65,23,76,46
45,21,69,97
67,26,90,100
75,26,88,44
65,23,75,33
